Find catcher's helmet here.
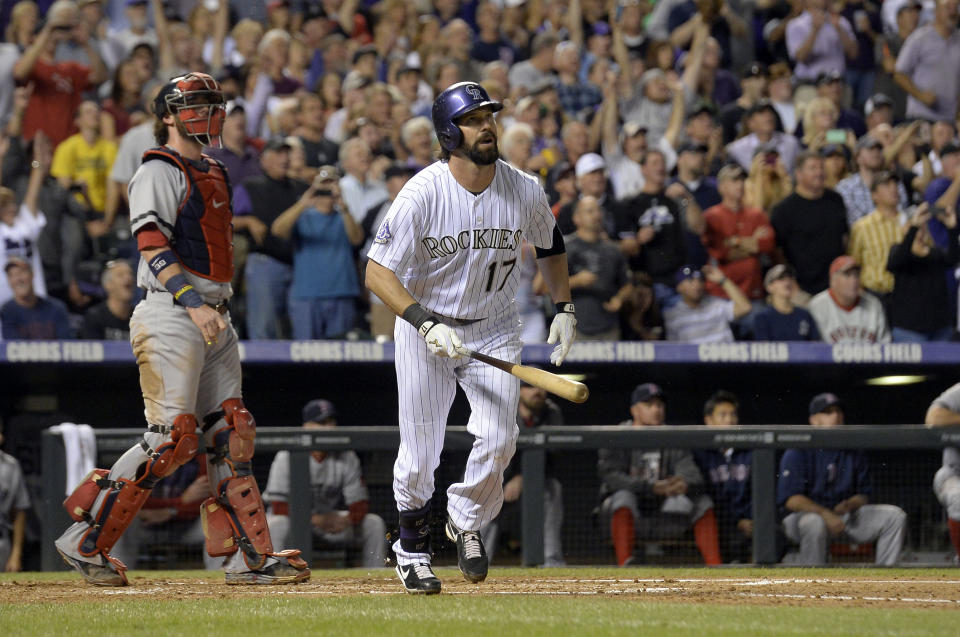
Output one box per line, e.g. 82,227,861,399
432,81,503,152
154,72,226,147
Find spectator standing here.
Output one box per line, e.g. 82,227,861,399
598,383,722,566
480,378,567,567
270,166,363,340
770,151,848,294
79,259,134,340
338,137,388,224
0,142,46,307
847,171,907,299
874,1,920,121
1,257,72,339
744,146,794,212
553,41,602,119
13,4,107,145
778,393,907,566
565,196,632,341
822,143,852,189
233,138,307,339
753,264,822,341
104,0,158,69
50,100,118,222
507,32,558,95
894,0,960,123
718,63,769,145
725,101,801,174
663,264,752,342
0,419,30,572
265,399,387,569
836,135,908,227
839,0,882,109
786,0,858,84
616,150,688,291
702,164,776,302
768,63,798,135
204,103,262,186
887,204,960,341
808,256,890,343
556,153,619,237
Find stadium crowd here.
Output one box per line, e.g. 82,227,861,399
0,0,959,344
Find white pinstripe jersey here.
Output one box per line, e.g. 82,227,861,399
366,159,556,319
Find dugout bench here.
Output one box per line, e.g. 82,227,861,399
40,424,956,570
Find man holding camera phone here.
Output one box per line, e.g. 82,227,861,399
270,165,364,339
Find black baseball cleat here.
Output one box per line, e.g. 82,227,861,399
445,519,488,583
396,562,442,594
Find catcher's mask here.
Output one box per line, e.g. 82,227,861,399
154,72,226,147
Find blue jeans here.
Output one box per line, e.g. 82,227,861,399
289,296,357,339
845,69,876,110
244,253,292,339
892,326,955,342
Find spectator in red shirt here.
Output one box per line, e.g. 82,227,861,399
702,164,776,302
12,2,107,145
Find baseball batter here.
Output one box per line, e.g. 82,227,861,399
365,82,575,594
55,72,309,586
925,382,960,563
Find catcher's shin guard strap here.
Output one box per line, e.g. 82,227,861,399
398,503,432,554
142,414,200,481
63,469,111,522
78,477,152,558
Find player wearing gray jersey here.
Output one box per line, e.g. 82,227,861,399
366,82,575,594
0,421,30,572
925,382,960,562
55,72,309,587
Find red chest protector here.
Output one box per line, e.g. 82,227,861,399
142,147,234,282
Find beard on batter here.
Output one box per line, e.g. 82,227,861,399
464,134,499,165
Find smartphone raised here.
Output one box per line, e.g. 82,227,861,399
825,129,847,144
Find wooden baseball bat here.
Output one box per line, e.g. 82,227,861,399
457,347,589,403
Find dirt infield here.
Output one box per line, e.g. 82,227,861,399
2,571,960,609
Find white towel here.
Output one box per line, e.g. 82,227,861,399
50,423,97,495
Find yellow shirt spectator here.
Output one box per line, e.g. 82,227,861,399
847,177,906,295
51,134,118,214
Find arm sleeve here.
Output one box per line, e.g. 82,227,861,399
777,450,807,507
232,184,252,216
785,18,806,61
128,160,186,238
262,451,291,504
365,186,423,273
894,31,918,75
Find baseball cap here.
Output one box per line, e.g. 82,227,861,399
687,101,716,120
352,44,378,66
820,143,850,162
897,1,921,14
747,99,777,118
677,141,708,154
632,383,666,405
316,165,340,181
548,160,575,184
870,170,899,191
829,255,860,276
763,263,796,287
675,264,704,285
622,121,648,139
224,100,245,117
809,392,843,416
342,71,371,93
940,142,960,157
742,62,768,80
262,136,292,152
717,163,746,182
385,163,416,180
855,134,883,152
816,70,844,86
864,93,894,117
302,399,337,423
591,21,612,36
575,153,606,178
4,256,31,274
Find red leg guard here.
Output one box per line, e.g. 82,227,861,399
78,478,152,558
146,414,199,480
223,475,273,555
201,497,239,557
694,508,723,566
949,519,960,559
63,469,110,522
223,398,255,462
611,508,635,566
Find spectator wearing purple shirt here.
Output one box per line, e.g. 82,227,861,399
205,102,262,186
894,0,960,122
786,0,858,83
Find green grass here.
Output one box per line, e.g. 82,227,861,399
1,568,958,636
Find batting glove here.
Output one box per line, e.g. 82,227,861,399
423,321,463,358
547,302,576,366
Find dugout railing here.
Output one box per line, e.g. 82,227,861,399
39,424,957,570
